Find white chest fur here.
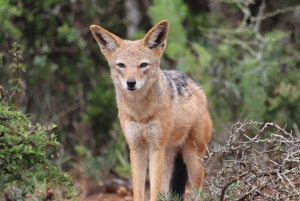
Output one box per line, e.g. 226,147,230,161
124,121,162,147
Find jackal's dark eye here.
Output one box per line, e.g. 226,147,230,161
117,63,125,68
139,62,148,68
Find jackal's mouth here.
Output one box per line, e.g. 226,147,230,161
127,87,137,91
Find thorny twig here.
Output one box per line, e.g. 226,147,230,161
202,121,300,201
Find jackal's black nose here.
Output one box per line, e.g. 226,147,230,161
126,78,136,89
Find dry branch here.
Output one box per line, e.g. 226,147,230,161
203,121,300,201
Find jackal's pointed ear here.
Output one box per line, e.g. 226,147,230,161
90,25,122,59
142,20,169,58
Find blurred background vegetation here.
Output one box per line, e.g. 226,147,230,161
1,0,300,187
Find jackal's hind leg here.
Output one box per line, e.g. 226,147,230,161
182,134,207,189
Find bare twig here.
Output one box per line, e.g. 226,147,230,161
204,121,300,200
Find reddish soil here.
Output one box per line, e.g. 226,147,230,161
80,184,134,201
77,177,194,201
71,169,210,201
74,176,135,201
82,193,133,201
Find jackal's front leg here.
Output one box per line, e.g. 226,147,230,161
149,147,165,201
129,146,148,201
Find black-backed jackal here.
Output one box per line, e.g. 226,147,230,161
90,20,212,201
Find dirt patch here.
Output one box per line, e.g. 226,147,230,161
82,193,133,201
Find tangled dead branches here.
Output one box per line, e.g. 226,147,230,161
203,121,300,201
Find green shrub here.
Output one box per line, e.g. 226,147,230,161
0,43,77,200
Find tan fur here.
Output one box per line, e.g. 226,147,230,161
90,20,212,201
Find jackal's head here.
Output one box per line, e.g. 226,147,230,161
90,20,169,91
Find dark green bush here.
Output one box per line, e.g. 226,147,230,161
0,43,77,200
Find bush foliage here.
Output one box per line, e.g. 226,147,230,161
0,43,77,200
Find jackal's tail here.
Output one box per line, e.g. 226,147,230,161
170,153,188,201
